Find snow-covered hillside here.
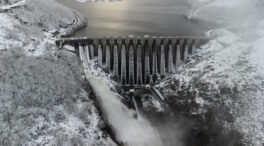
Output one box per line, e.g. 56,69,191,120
0,49,116,146
0,0,86,55
161,0,264,145
0,0,115,145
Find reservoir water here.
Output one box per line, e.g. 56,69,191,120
57,0,218,37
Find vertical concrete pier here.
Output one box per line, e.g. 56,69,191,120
129,44,135,85
168,43,174,73
98,43,103,67
85,45,90,62
105,42,111,72
121,44,127,85
144,41,150,84
160,43,166,75
137,43,143,85
113,43,119,79
89,42,94,59
184,43,189,62
152,41,158,79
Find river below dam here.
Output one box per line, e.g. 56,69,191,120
57,0,219,37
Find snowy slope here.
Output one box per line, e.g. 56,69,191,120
161,0,264,145
0,0,87,55
0,49,116,146
0,0,116,145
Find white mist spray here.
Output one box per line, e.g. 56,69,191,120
88,77,163,146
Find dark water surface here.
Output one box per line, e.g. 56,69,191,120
57,0,217,37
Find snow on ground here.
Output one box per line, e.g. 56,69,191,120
0,0,21,5
0,0,25,10
0,13,23,50
0,0,87,55
0,0,116,145
0,49,116,146
162,0,264,145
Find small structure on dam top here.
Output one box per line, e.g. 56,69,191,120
56,35,209,106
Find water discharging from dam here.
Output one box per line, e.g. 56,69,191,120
88,77,163,146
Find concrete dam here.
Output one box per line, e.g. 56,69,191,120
56,36,209,88
56,36,209,145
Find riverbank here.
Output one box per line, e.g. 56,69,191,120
0,0,87,54
57,8,87,37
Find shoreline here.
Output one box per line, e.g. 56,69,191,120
55,1,88,38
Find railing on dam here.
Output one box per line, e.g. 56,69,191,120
56,36,210,87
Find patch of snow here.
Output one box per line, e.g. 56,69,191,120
163,1,264,145
0,0,116,145
0,13,23,50
195,96,205,106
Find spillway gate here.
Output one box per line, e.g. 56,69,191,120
56,36,209,87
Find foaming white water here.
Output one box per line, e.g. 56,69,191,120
88,77,163,146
